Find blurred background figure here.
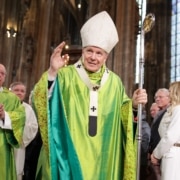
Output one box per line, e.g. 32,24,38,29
10,82,38,180
149,88,170,154
150,102,160,119
151,81,180,180
147,88,170,180
0,64,25,180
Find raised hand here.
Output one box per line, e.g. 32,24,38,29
48,41,69,77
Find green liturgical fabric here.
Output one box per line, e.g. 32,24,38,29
0,88,25,180
33,62,136,180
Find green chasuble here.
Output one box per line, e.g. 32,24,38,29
0,88,25,180
33,60,136,180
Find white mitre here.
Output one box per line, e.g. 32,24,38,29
80,11,119,53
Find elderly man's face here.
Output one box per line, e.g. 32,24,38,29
154,91,170,109
0,64,6,87
150,103,160,118
82,46,108,72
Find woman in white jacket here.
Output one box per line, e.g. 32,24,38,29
151,81,180,180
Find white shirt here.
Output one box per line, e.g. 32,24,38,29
14,102,38,177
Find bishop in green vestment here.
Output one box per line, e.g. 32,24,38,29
0,64,25,180
33,11,147,180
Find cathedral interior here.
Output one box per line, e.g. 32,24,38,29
0,0,172,122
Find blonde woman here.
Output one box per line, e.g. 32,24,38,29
151,81,180,180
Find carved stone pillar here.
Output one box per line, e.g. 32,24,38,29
145,0,171,121
0,0,20,85
32,0,55,83
114,1,139,96
144,0,172,119
12,0,37,98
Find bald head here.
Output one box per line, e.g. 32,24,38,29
0,64,6,87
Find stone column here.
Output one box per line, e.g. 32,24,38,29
145,0,171,121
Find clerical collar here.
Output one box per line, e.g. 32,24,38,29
74,59,109,91
74,59,109,136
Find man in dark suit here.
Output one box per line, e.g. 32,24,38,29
147,88,170,180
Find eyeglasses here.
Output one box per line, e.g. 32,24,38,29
154,95,168,100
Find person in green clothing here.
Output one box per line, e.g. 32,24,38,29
33,11,147,180
0,64,25,180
